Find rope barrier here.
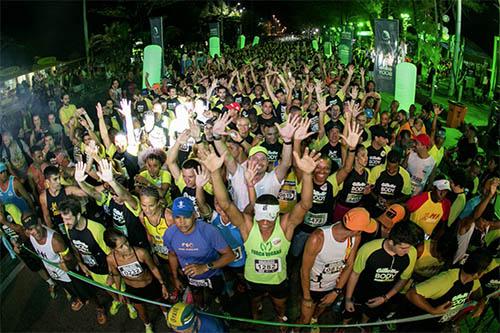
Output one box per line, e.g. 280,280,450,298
20,245,495,329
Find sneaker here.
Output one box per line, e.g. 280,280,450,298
144,323,154,333
127,304,138,319
310,317,320,333
109,301,122,316
48,285,57,299
96,308,107,325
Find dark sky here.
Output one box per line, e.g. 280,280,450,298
1,0,498,68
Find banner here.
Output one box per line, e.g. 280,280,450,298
324,41,332,58
339,29,353,65
252,36,260,46
312,39,319,52
395,62,417,112
209,37,221,58
142,45,162,89
209,22,220,37
237,35,246,49
149,17,164,49
374,19,399,93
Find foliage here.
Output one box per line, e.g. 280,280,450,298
89,22,133,65
200,0,242,22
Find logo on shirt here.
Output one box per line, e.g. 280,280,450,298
374,267,399,282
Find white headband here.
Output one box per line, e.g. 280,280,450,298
254,203,280,221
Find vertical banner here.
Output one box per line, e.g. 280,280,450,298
252,36,260,46
149,17,164,49
324,42,332,58
142,45,162,89
339,29,353,65
208,22,221,58
209,22,220,38
237,35,246,49
374,19,399,93
395,63,417,112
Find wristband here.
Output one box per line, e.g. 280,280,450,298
284,141,292,145
213,134,221,140
333,288,344,295
383,294,388,302
348,148,356,153
195,138,203,144
236,139,244,144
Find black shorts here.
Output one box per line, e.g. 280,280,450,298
188,273,225,295
310,289,332,303
246,279,289,299
57,278,94,301
126,279,162,304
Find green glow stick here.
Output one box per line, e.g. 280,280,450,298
142,45,162,89
395,62,417,112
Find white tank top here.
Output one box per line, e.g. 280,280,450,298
30,227,71,282
453,224,475,264
310,223,353,291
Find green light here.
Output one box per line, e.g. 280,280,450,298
237,35,245,49
357,31,373,37
395,63,417,112
357,22,364,28
252,36,260,46
400,13,410,19
209,36,221,57
312,39,319,51
324,41,332,58
142,45,162,89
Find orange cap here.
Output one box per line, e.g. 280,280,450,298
376,204,406,228
343,207,377,233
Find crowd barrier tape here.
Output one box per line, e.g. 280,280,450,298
20,245,497,329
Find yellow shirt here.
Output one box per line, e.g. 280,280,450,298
59,104,77,129
428,145,444,167
414,240,444,278
143,212,169,259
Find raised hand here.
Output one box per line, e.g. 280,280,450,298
228,129,243,143
244,159,259,187
340,121,363,149
74,161,88,183
347,64,355,76
194,166,210,188
96,102,104,119
176,129,191,145
360,67,365,77
189,118,201,140
349,85,359,100
293,147,321,175
118,99,132,117
96,159,114,183
294,117,314,141
212,113,231,137
276,114,300,142
198,145,226,173
306,83,314,94
433,104,443,116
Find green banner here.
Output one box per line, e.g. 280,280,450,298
324,41,332,58
339,30,353,65
312,39,319,51
395,62,417,112
237,35,246,49
209,36,221,58
142,45,162,89
252,36,260,46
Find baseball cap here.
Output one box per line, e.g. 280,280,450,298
0,162,6,173
414,134,431,148
167,302,196,330
433,179,451,191
249,146,269,158
152,83,161,90
171,197,195,218
22,215,38,229
225,102,241,112
371,125,390,139
343,207,377,233
376,204,406,228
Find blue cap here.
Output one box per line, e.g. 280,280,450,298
172,197,195,218
0,163,6,173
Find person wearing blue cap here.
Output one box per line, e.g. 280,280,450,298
163,196,235,309
167,302,226,333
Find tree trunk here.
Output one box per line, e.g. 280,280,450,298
448,0,462,99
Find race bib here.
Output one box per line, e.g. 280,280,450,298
153,244,169,255
345,193,362,204
254,259,281,273
188,277,212,288
233,246,243,261
304,212,328,227
82,254,97,267
118,261,143,278
278,189,296,201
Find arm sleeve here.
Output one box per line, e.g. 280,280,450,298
406,192,428,212
368,165,382,185
415,270,455,299
401,246,417,280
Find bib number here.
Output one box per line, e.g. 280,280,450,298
254,259,281,273
304,212,328,227
233,246,243,261
188,277,212,288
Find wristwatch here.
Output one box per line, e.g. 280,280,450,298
206,262,215,270
333,288,344,295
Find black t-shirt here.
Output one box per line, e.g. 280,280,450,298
257,114,281,129
457,138,477,163
241,107,257,119
366,145,387,169
106,197,149,249
135,100,148,115
252,96,265,107
298,181,336,233
326,94,342,107
307,112,320,133
260,141,282,164
233,93,244,104
337,169,368,207
320,142,342,171
166,97,181,112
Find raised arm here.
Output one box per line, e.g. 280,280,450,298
194,166,212,219
274,114,300,182
166,129,190,180
96,159,139,211
96,103,112,149
116,99,137,149
430,104,443,146
335,109,363,185
292,117,315,182
200,146,249,237
339,64,354,96
74,161,105,202
264,72,278,104
212,113,238,175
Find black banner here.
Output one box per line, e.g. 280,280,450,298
374,19,399,93
209,22,220,38
149,17,164,49
339,29,353,65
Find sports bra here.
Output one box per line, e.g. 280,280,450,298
114,247,148,279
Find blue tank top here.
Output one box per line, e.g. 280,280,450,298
210,213,246,268
0,176,30,213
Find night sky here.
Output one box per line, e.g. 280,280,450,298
1,0,498,68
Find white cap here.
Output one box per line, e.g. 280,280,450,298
254,203,280,221
433,179,451,191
